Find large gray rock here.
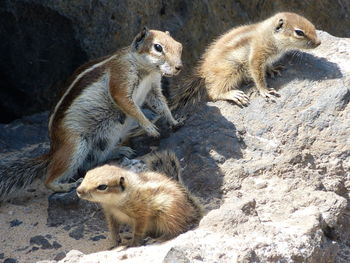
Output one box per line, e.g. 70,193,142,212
1,30,349,262
35,31,348,262
1,0,349,122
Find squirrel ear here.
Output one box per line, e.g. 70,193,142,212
132,26,150,51
165,31,170,36
275,18,284,32
119,177,125,191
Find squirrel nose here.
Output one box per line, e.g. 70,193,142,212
175,65,183,71
76,187,84,196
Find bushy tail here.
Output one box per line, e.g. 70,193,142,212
185,191,204,225
143,150,181,181
144,150,204,224
170,73,208,111
0,155,50,201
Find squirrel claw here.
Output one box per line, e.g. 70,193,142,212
267,64,285,78
170,117,185,131
144,124,160,137
259,88,279,100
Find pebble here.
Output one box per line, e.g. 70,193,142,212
52,241,62,249
30,235,53,249
54,252,66,261
90,235,106,241
69,225,84,240
10,219,23,227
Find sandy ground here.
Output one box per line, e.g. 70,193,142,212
0,181,109,263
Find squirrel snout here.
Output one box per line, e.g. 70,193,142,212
175,64,183,72
76,187,85,196
314,39,321,47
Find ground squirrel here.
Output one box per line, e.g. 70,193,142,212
172,12,321,108
0,27,183,200
77,150,203,247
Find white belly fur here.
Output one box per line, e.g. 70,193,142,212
133,72,160,106
119,71,160,138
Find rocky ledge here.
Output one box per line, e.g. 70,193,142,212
1,31,349,263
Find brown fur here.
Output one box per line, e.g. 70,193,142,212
142,150,180,181
77,152,202,247
50,63,107,132
172,12,321,109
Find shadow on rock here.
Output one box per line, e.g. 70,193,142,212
142,104,243,207
241,51,343,95
269,51,343,89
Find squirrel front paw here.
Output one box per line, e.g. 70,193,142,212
259,87,280,99
170,117,185,131
143,123,160,137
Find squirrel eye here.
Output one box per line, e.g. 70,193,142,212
97,184,108,191
154,44,163,52
295,29,305,37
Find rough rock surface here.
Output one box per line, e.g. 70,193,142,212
1,0,350,122
0,31,349,262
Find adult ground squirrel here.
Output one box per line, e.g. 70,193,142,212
77,150,203,247
0,27,183,200
172,12,321,108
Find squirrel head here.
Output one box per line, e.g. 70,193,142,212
77,165,128,204
132,27,183,77
272,12,321,50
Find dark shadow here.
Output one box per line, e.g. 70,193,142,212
241,51,343,94
273,51,342,82
0,2,87,124
131,104,243,209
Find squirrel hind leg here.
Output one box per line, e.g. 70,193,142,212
45,139,90,192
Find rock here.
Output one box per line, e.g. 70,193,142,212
0,112,49,154
9,219,22,227
52,241,62,250
69,225,85,240
29,235,52,249
1,0,349,123
47,190,81,227
54,252,66,261
58,250,84,263
90,235,107,242
3,259,17,263
0,30,349,262
0,253,4,259
163,247,190,263
52,31,350,263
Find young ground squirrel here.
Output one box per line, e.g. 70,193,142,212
0,27,183,200
77,150,203,247
172,12,321,108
